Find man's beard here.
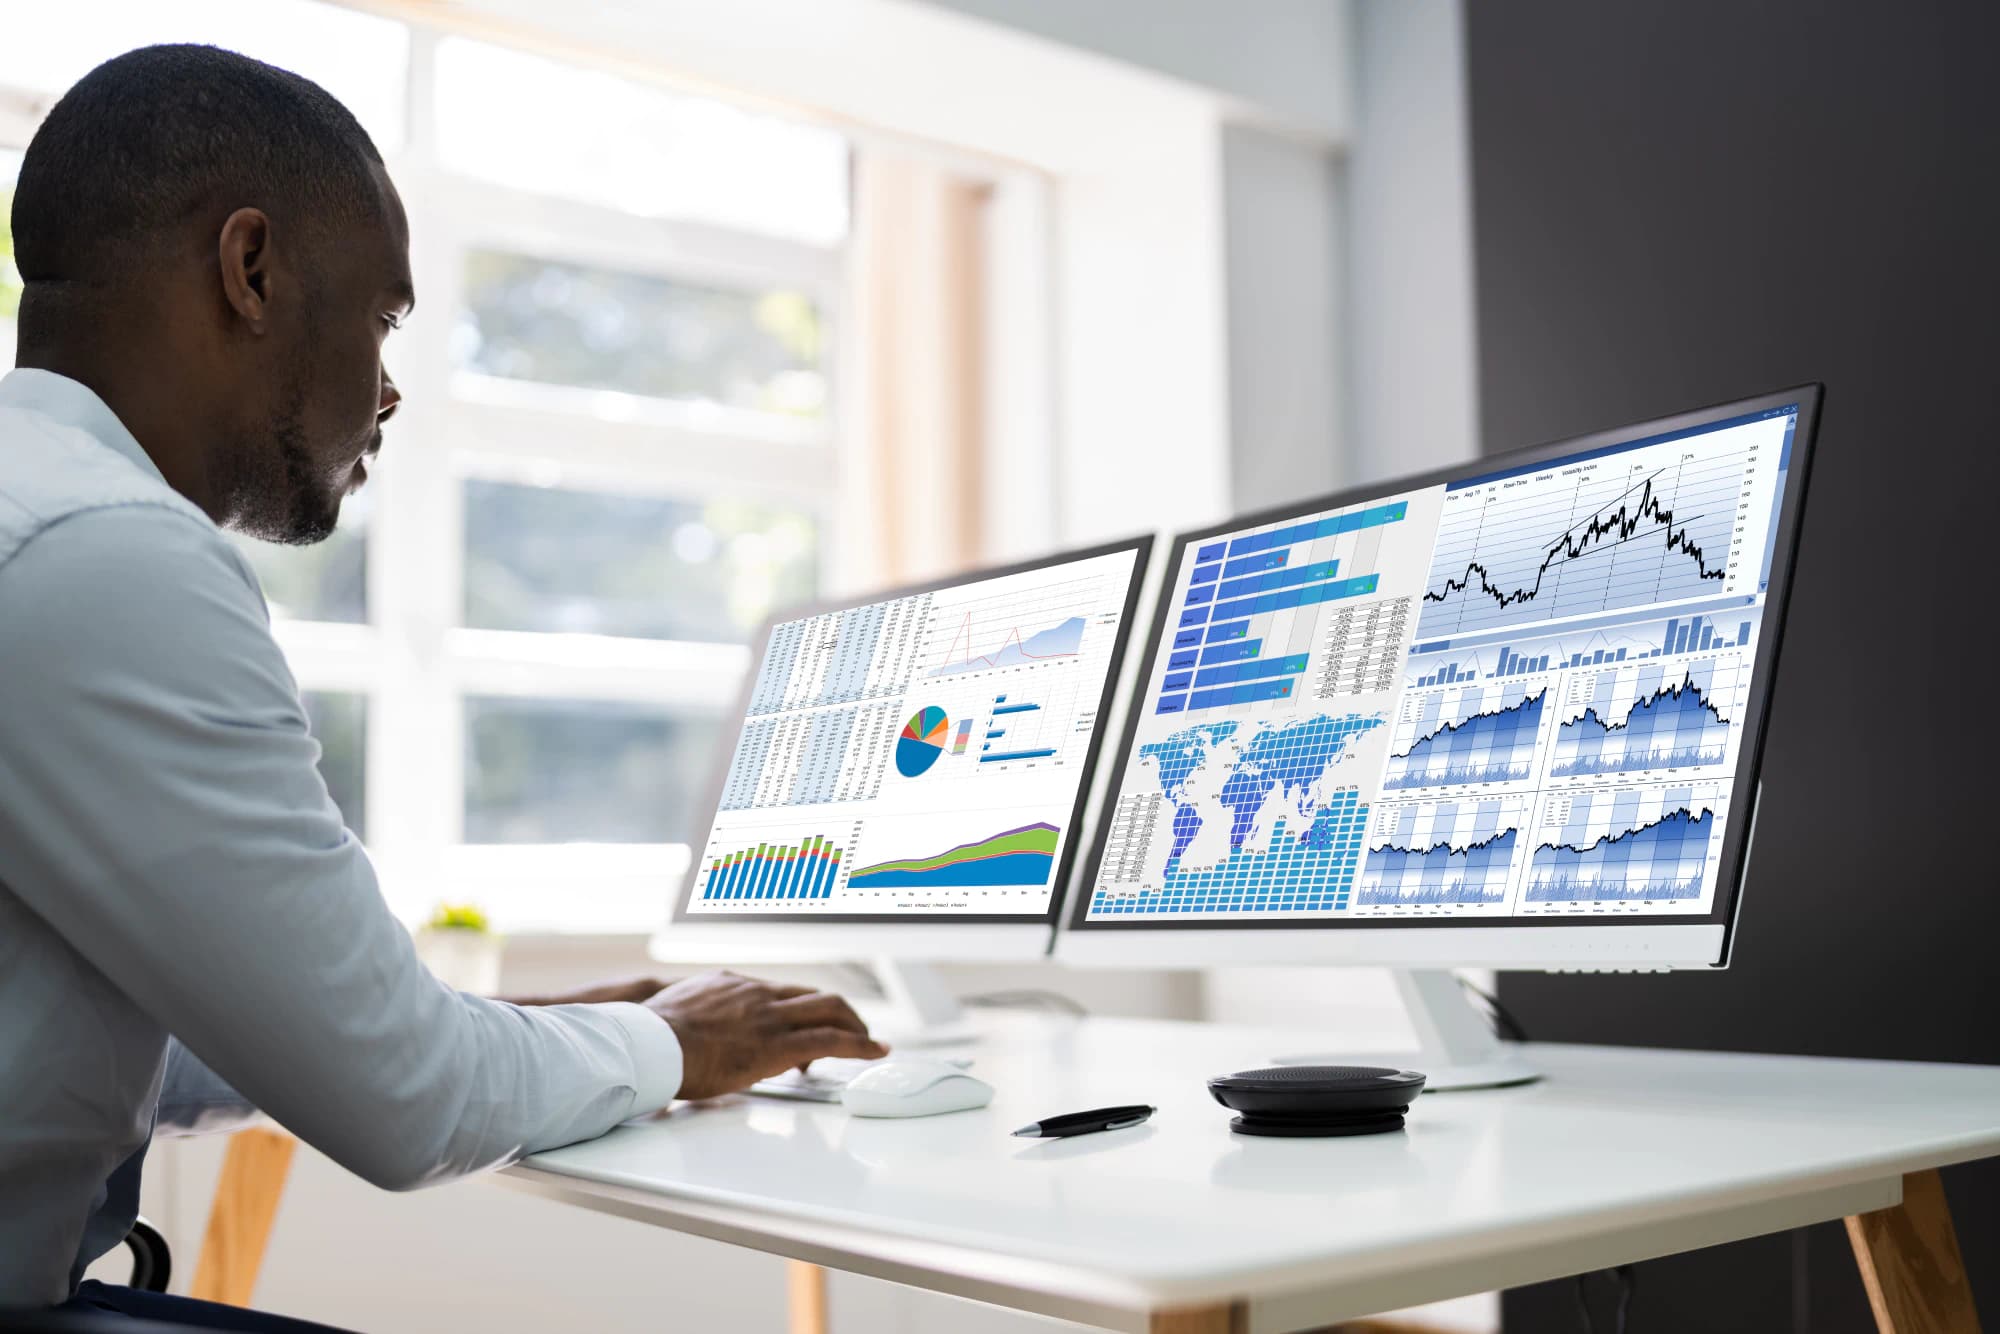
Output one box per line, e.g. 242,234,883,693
222,373,345,547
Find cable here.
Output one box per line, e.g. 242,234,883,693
1456,974,1531,1043
1573,1264,1637,1334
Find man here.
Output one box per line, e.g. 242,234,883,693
0,45,885,1327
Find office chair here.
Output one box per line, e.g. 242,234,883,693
0,1218,190,1333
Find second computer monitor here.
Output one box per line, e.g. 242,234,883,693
657,536,1152,962
1062,387,1819,970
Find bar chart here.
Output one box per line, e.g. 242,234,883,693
701,830,853,901
1158,501,1410,716
1405,607,1760,686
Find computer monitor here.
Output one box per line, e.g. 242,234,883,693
1057,389,1819,1082
653,536,1153,987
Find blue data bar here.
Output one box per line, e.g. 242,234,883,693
1221,549,1288,580
1188,676,1298,710
1192,653,1308,689
1198,638,1261,666
980,748,1057,764
1208,574,1379,624
1216,558,1339,603
1204,620,1251,644
993,703,1040,716
1226,502,1407,556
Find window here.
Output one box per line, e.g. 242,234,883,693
1,8,851,931
303,692,368,838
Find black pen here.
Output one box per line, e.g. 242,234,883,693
1011,1104,1156,1138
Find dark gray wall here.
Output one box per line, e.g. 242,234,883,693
1464,3,2000,1330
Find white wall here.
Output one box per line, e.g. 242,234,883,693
910,0,1351,140
1343,0,1481,482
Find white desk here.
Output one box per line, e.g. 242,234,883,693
497,1016,1999,1333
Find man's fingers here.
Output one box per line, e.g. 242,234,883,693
781,1026,890,1064
770,991,872,1034
761,982,819,1001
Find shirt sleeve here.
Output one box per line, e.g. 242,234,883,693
0,506,682,1190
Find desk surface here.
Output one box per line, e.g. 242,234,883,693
502,1016,2000,1333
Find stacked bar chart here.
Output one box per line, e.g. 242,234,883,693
702,834,844,901
1158,501,1409,715
981,696,1057,764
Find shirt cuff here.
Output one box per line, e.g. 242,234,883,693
602,1001,684,1113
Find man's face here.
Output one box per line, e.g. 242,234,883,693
232,165,412,545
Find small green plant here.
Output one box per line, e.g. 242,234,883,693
425,902,491,932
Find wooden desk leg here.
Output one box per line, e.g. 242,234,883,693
1845,1169,1983,1333
189,1127,297,1307
788,1260,829,1334
1150,1304,1247,1334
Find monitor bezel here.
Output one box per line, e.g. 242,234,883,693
1064,384,1822,963
670,533,1156,928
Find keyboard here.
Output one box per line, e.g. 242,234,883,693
746,1056,974,1103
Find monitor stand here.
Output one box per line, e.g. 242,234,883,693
1268,969,1542,1092
867,958,980,1050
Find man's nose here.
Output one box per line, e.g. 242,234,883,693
379,367,402,423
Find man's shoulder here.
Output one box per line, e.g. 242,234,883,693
0,399,221,574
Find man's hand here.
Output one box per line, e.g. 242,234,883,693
643,970,889,1101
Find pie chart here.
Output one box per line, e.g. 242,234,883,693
896,705,951,778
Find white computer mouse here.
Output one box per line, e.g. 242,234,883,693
840,1058,996,1118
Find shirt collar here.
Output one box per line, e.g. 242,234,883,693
0,367,169,487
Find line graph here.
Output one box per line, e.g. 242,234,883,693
920,569,1115,680
929,615,1085,676
1550,656,1746,777
1382,683,1546,789
1356,796,1527,906
1419,424,1762,637
1524,783,1725,906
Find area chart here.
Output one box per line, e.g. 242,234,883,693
1357,797,1526,906
1382,686,1546,789
847,822,1059,889
1526,786,1720,903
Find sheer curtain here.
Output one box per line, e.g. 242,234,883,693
842,149,991,589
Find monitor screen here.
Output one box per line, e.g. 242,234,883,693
1073,392,1814,935
677,538,1151,924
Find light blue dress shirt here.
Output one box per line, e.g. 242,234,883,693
0,369,683,1307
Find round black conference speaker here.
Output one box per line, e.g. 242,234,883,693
1207,1065,1427,1137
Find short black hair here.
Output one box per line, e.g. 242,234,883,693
11,44,385,294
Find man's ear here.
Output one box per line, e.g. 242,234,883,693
217,207,275,332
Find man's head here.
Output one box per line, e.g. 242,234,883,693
11,44,411,543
